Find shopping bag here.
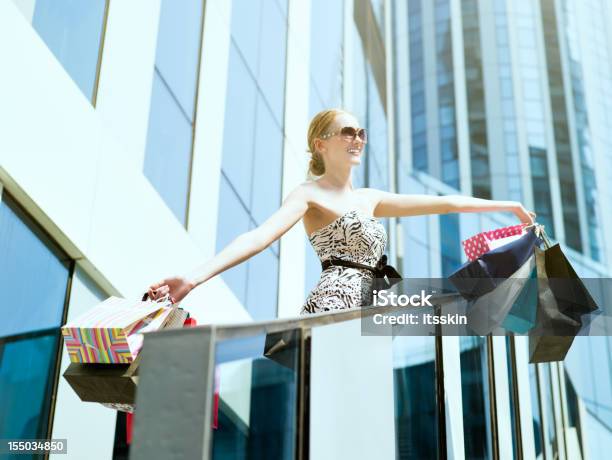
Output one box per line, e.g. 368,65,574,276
64,355,140,405
450,228,541,300
501,265,538,334
466,254,535,335
462,223,527,261
529,244,598,363
61,296,175,364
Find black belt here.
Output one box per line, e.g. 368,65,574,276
321,255,402,288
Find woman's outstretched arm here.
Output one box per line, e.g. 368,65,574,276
147,185,309,302
370,190,536,224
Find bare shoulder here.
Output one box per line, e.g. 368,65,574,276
283,181,322,209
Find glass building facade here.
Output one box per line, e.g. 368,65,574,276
1,0,611,458
0,193,72,443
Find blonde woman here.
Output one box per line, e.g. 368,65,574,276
147,109,536,315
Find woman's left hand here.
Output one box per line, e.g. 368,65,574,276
511,202,536,225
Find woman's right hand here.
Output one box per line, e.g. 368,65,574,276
147,276,196,304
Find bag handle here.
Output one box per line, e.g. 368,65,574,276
141,292,171,304
524,222,553,249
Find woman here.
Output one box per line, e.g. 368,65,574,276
147,108,536,314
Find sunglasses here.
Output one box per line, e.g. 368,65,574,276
320,126,368,143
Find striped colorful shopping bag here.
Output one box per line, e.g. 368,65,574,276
61,296,175,364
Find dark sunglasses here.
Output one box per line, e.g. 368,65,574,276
320,126,368,143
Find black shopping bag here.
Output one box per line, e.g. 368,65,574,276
450,228,541,299
264,329,300,370
529,244,599,363
466,254,536,335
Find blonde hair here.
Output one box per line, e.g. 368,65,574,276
306,108,349,177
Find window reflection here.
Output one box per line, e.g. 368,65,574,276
211,331,300,459
539,363,559,459
462,0,491,199
408,0,428,173
440,213,461,277
505,336,518,459
143,0,204,225
528,361,544,459
218,0,287,319
13,0,108,103
0,194,71,442
393,336,438,459
143,71,193,224
564,370,584,457
459,336,492,459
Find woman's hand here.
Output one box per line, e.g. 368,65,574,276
511,202,536,225
147,276,196,304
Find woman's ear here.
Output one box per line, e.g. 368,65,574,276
314,138,325,153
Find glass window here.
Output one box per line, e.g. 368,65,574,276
143,0,204,225
218,0,287,319
14,0,108,103
528,361,544,458
230,0,262,77
310,0,344,110
216,176,251,306
440,213,461,277
154,0,204,118
0,194,71,441
222,45,258,206
505,337,518,459
251,97,284,231
256,0,288,125
393,336,438,459
0,195,71,337
539,363,559,459
460,336,492,459
246,223,279,321
211,331,300,458
143,72,194,224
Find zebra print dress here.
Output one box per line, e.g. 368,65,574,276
300,209,387,315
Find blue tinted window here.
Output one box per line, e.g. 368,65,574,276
230,0,262,76
0,332,61,439
212,331,299,457
256,0,287,125
310,0,344,109
0,195,71,441
460,336,492,458
144,0,204,225
440,213,461,277
366,66,389,192
393,336,438,458
15,0,107,102
155,0,204,118
218,1,286,318
246,241,279,321
251,96,283,232
222,45,258,206
0,196,70,337
144,72,193,224
216,176,250,305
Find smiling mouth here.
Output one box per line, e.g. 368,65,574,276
347,148,361,155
